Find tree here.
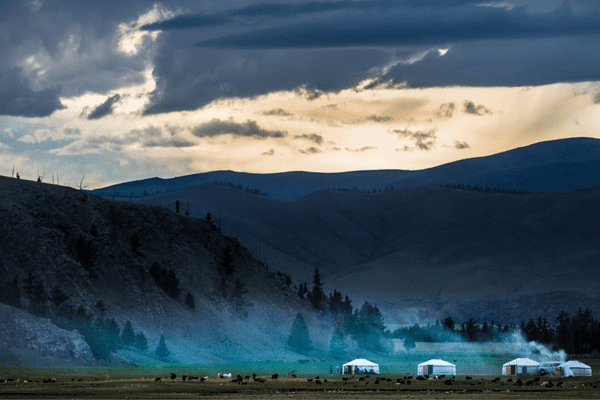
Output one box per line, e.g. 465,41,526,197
307,267,326,311
155,334,170,361
50,285,69,308
134,332,148,351
185,292,196,309
287,312,313,354
230,278,248,314
0,277,21,308
175,200,180,213
130,233,141,254
442,317,455,331
121,320,135,347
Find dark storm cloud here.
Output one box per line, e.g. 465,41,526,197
143,47,389,114
196,4,600,49
262,108,293,116
0,68,65,117
190,118,287,140
392,128,437,150
142,1,395,31
87,94,121,120
294,133,323,145
298,147,322,154
454,140,470,149
366,115,393,123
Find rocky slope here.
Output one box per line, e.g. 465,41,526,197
0,176,324,366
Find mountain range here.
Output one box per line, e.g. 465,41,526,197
93,137,600,323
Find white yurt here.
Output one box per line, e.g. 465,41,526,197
417,359,456,376
502,358,540,376
342,359,379,375
559,361,592,377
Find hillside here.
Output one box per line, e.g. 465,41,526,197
91,137,600,200
0,176,327,367
130,183,600,324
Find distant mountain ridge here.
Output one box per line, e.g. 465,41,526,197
92,137,600,200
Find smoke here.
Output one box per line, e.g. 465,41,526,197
500,331,566,363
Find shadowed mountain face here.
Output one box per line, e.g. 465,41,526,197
89,137,600,324
0,177,318,366
130,183,600,324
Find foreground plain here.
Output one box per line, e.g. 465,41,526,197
1,369,599,399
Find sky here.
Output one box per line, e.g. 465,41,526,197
1,0,600,190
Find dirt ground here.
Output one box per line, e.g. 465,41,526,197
1,373,599,399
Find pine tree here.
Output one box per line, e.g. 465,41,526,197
155,334,170,361
134,332,148,351
50,285,68,307
230,278,248,314
442,317,455,331
121,320,135,347
287,312,313,354
185,292,196,309
307,267,326,310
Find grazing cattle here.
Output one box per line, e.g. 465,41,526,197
78,378,83,382
315,376,320,379
237,373,242,380
515,379,523,386
307,378,313,382
556,381,564,387
289,372,297,379
155,377,161,382
506,378,513,382
533,377,540,383
365,375,370,379
477,381,483,385
444,380,452,385
342,377,349,381
241,381,248,385
387,378,392,382
200,377,206,382
315,379,322,385
465,376,472,380
375,380,380,384
244,375,250,380
541,381,553,387
223,373,232,379
416,376,425,381
170,373,176,381
406,380,411,385
324,379,328,383
257,378,266,383
271,373,278,380
358,377,365,381
439,375,445,378
491,377,500,383
525,380,534,386
182,375,188,382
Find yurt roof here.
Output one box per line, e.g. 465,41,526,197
503,358,540,366
561,360,591,368
418,359,456,367
343,358,378,366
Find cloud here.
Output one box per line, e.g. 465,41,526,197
345,146,376,152
191,118,287,140
143,138,197,148
63,128,81,136
262,108,293,117
195,4,600,49
298,147,322,154
437,103,455,118
87,94,121,120
294,133,323,145
0,68,65,117
396,145,414,152
262,148,275,156
454,140,471,149
392,128,437,150
366,115,393,123
593,92,600,104
463,100,492,115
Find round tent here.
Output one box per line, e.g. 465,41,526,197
342,359,379,375
417,359,456,376
502,358,540,376
559,360,592,377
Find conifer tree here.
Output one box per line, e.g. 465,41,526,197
287,312,313,354
155,334,170,361
134,332,148,351
307,267,326,310
329,328,348,358
121,320,135,347
185,292,196,309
